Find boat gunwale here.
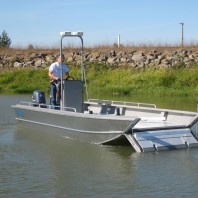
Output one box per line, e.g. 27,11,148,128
11,103,135,121
12,99,198,120
85,101,197,116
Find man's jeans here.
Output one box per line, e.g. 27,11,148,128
50,83,57,108
50,81,61,109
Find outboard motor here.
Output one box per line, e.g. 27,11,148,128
32,90,46,107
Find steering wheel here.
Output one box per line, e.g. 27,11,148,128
65,76,74,80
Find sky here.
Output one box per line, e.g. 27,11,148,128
0,0,198,48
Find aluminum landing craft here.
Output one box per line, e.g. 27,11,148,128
12,95,198,153
12,31,198,152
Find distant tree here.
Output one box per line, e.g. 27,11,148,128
27,44,34,49
0,30,12,48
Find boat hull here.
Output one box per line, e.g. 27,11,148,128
13,105,133,144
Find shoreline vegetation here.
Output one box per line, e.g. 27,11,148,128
0,64,198,97
0,45,198,97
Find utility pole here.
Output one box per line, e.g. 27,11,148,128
180,22,184,48
117,34,120,47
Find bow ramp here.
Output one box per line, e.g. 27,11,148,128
125,118,198,152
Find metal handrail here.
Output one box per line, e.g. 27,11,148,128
87,99,156,108
19,101,76,112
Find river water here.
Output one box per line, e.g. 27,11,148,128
1,94,198,198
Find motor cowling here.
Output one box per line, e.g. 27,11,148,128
32,90,46,104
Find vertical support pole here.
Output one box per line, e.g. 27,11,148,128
79,36,84,82
59,32,88,110
117,34,120,47
180,22,184,48
60,36,64,110
197,102,198,112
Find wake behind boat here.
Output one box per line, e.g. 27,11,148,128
12,31,198,152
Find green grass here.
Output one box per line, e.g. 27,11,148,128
0,68,49,94
0,63,198,96
83,63,198,96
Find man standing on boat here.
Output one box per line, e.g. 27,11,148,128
48,54,69,108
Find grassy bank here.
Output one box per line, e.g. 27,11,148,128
86,64,198,96
0,63,198,96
